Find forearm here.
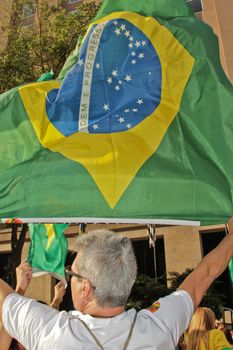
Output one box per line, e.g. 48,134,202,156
0,279,14,320
50,300,60,309
179,231,233,309
0,279,14,350
0,323,12,350
200,232,233,280
50,295,63,309
15,285,28,295
0,261,32,350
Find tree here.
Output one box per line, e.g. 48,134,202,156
127,274,171,311
168,269,228,319
0,0,100,93
127,270,228,319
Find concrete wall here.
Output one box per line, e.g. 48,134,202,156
202,0,233,82
159,225,202,276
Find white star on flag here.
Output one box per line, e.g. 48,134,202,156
118,117,125,123
114,28,121,36
131,59,136,65
78,59,84,66
115,85,120,91
126,123,132,129
113,20,118,25
103,104,109,111
125,109,130,113
124,75,132,82
135,41,141,48
119,80,122,84
96,63,100,68
124,31,130,37
132,108,138,112
138,53,144,59
112,70,118,77
129,36,134,42
92,124,99,130
137,99,144,105
107,77,113,84
141,40,146,46
128,43,133,49
131,51,136,57
120,24,126,31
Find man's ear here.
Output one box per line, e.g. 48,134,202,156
82,280,93,299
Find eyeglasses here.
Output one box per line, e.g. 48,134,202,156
65,265,96,290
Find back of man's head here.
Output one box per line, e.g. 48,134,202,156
74,230,137,308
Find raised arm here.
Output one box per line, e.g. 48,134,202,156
0,279,14,350
0,262,32,350
179,217,233,310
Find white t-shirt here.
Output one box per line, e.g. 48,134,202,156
2,290,193,350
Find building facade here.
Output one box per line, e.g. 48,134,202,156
0,0,232,81
0,222,230,305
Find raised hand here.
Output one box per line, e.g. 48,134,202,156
50,282,66,309
15,261,32,295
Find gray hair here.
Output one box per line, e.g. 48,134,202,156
74,230,137,308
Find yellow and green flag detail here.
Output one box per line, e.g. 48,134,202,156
27,224,69,283
19,12,194,209
0,0,233,224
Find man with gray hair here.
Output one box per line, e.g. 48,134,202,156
1,221,233,349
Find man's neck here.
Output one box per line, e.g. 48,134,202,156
81,300,125,318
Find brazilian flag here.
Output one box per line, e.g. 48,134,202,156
27,224,69,284
0,0,233,224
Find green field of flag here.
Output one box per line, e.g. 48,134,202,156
0,0,232,225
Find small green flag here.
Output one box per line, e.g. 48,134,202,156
229,258,233,284
27,223,69,285
37,70,54,82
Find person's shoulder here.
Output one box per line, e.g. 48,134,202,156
3,292,23,308
146,290,193,313
210,328,226,337
209,328,232,348
137,291,193,318
210,329,222,336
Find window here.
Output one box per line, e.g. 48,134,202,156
0,253,12,285
68,0,80,3
69,9,78,14
201,230,232,307
22,23,34,31
186,0,202,13
23,4,36,18
132,237,166,282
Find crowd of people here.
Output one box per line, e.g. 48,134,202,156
0,218,233,349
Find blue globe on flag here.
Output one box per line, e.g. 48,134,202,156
46,18,162,136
